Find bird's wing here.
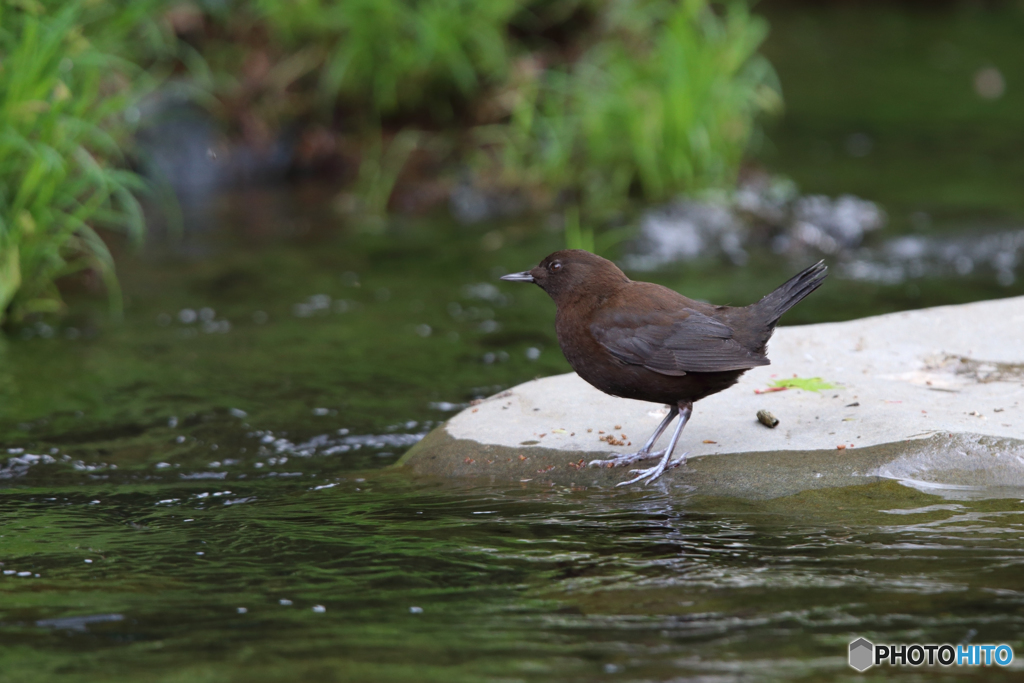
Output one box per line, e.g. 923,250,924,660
590,308,769,376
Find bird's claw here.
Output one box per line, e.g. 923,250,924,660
587,449,665,469
615,452,688,487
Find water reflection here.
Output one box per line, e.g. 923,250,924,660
0,476,1022,681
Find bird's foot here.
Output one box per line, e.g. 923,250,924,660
615,452,688,487
588,449,665,469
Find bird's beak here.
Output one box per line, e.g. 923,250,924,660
500,271,535,283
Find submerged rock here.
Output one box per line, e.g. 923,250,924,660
398,295,1024,499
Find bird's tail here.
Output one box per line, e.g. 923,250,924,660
754,260,828,331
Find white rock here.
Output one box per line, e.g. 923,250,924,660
399,296,1024,499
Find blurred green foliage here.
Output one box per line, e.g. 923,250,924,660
501,0,780,217
182,0,778,212
255,0,521,117
0,1,155,326
0,0,779,327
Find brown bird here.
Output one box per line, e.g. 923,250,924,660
501,250,827,486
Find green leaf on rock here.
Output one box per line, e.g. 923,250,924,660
769,377,835,392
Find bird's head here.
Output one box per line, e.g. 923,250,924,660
500,249,629,306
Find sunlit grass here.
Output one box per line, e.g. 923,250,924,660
0,2,151,326
1,0,785,325
501,0,781,236
169,1,781,231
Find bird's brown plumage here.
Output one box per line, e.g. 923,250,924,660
501,249,827,485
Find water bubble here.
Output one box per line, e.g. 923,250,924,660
409,606,424,614
312,605,326,613
313,407,330,416
526,347,541,360
462,282,503,302
175,436,186,444
237,607,247,614
429,401,463,411
178,309,197,324
196,551,204,556
483,352,496,364
279,599,293,606
974,66,1005,99
156,462,172,469
199,308,216,322
415,324,432,338
84,559,93,564
478,320,500,333
229,408,248,419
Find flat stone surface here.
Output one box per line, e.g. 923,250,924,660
398,295,1024,498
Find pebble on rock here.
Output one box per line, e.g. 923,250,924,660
757,409,779,428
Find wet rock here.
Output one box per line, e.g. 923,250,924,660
789,194,886,253
624,198,749,270
843,228,1024,287
133,88,294,235
623,177,887,270
398,295,1024,499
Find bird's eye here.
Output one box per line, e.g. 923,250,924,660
550,261,562,272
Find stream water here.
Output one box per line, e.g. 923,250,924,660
3,5,1024,681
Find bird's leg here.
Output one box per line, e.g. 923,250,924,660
587,406,679,469
616,402,693,487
